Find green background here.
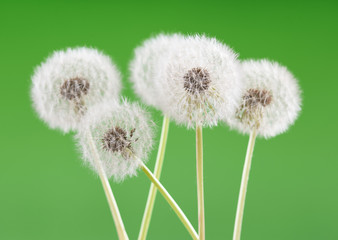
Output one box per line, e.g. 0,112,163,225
1,1,337,239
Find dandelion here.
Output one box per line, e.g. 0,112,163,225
31,47,121,133
31,47,127,238
229,59,302,240
159,34,242,240
76,99,198,240
155,34,242,129
136,34,242,240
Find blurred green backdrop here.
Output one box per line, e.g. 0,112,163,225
1,0,337,239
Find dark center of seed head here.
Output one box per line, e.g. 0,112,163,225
60,77,90,101
244,89,273,108
102,127,130,153
183,67,211,94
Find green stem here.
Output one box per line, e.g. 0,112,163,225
139,160,199,240
196,125,205,240
138,116,170,240
233,128,257,240
87,130,129,240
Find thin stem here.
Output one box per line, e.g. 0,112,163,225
138,116,170,240
86,130,129,240
139,160,199,240
233,128,257,240
196,125,205,240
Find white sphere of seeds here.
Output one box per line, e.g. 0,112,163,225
31,47,121,133
226,59,302,138
154,34,243,128
76,100,155,182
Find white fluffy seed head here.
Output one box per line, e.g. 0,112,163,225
31,47,122,133
226,59,302,138
153,34,242,128
129,33,184,108
76,99,155,182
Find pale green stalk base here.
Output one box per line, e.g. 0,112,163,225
196,125,205,240
87,131,129,240
138,116,170,240
139,160,199,240
233,128,257,240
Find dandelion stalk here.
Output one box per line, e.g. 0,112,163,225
86,130,129,240
138,159,199,240
138,116,170,240
233,128,257,240
196,125,205,240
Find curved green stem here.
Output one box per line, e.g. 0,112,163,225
233,128,257,240
139,160,199,240
87,130,129,240
138,116,170,240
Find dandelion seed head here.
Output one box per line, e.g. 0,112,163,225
130,33,243,128
31,47,121,133
227,59,302,138
154,34,242,128
76,99,155,182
